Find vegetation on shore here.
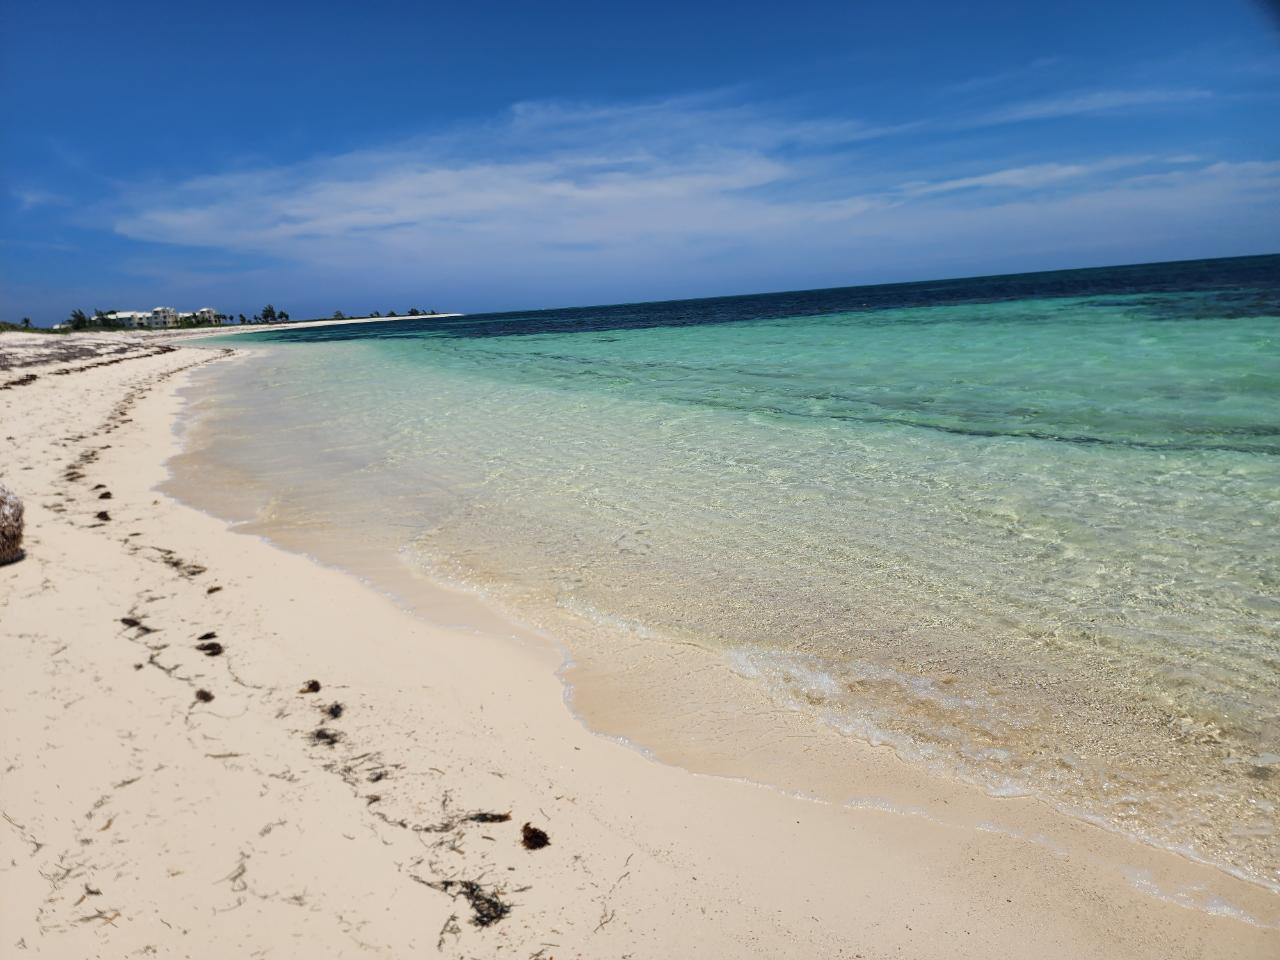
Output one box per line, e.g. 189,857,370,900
0,319,44,333
4,305,445,332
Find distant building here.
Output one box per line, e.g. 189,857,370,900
177,307,220,324
150,306,179,327
100,306,220,328
98,307,176,328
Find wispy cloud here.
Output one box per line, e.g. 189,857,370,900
13,187,71,211
113,96,860,256
899,156,1171,196
944,56,1064,95
101,93,1277,305
969,87,1212,125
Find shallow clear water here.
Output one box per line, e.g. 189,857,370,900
193,256,1280,884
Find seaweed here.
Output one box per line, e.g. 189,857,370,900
194,689,214,703
461,881,511,926
429,880,512,927
521,823,550,850
299,679,321,694
197,631,217,641
95,511,110,521
311,727,342,747
325,702,344,719
150,546,206,577
467,812,511,824
195,641,223,656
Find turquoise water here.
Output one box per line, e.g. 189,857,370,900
193,257,1280,884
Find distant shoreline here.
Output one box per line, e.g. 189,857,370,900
191,313,464,336
3,313,464,337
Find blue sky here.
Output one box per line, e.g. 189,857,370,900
2,0,1278,324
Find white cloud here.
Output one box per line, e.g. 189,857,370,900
103,95,1278,307
970,87,1212,125
13,187,70,211
900,158,1149,196
944,56,1064,95
113,97,874,260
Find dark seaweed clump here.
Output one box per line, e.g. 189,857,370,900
312,727,342,747
454,881,511,926
467,811,511,824
521,823,550,850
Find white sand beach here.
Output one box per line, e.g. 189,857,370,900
2,331,1278,958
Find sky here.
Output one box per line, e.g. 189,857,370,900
2,0,1278,324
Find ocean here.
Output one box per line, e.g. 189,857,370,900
180,254,1280,885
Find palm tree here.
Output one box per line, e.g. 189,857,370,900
21,318,30,328
68,309,89,330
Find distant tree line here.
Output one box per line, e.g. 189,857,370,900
65,309,124,330
236,305,442,324
42,303,443,331
331,307,439,320
240,304,290,324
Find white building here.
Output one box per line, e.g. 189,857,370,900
99,307,176,328
177,307,220,325
101,306,220,328
149,306,179,327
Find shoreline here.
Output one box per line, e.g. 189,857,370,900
184,312,465,337
165,346,1280,913
167,335,1280,895
2,337,1278,957
0,314,465,354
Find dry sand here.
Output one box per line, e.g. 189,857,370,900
2,331,1277,958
